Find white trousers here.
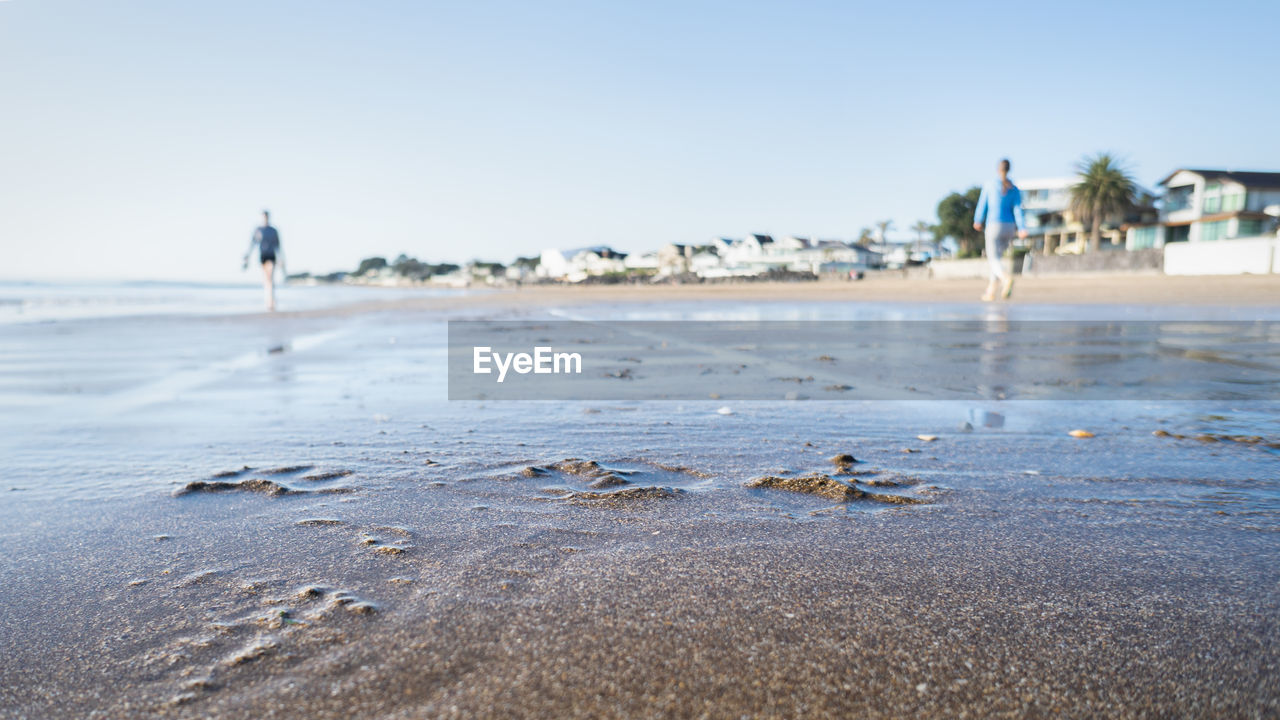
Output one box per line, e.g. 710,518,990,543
984,223,1015,282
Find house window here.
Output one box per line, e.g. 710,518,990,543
1238,219,1263,237
1165,186,1194,212
1201,182,1222,213
1131,226,1157,249
1166,225,1191,243
1200,220,1228,241
1222,192,1245,212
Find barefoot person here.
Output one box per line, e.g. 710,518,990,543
243,210,284,310
973,159,1027,301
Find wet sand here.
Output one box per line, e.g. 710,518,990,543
1,289,1278,718
7,471,1277,718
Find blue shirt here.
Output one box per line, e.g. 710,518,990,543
974,180,1025,230
251,225,280,255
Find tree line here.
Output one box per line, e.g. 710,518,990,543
351,254,541,280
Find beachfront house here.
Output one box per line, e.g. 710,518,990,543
537,246,629,282
657,243,693,275
1019,178,1077,254
689,249,723,276
715,234,785,276
708,237,737,257
721,234,774,265
743,234,823,273
798,240,879,271
623,251,660,273
775,236,810,252
879,243,910,268
673,234,879,278
1019,177,1159,255
805,240,883,275
1151,169,1280,246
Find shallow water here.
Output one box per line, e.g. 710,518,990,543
2,296,1275,505
0,280,471,324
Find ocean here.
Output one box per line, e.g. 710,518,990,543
0,280,468,324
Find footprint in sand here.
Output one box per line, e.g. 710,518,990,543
511,458,711,504
357,525,415,557
745,469,942,508
149,575,386,707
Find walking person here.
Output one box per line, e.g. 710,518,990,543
243,210,284,310
972,159,1027,301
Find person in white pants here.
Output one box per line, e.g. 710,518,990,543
972,159,1027,301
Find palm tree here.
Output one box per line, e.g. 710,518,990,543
910,220,931,252
874,219,894,245
1070,153,1136,253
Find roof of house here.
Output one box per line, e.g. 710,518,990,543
1159,169,1280,188
544,246,626,261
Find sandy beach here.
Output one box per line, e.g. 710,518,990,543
1,279,1277,718
506,272,1280,305
265,274,1280,323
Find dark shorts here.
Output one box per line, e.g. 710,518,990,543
260,251,277,265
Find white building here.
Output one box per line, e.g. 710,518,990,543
656,243,694,276
1019,177,1074,252
537,246,628,282
689,250,723,276
1152,169,1280,246
717,234,788,275
1019,177,1159,254
623,251,659,272
799,240,882,272
696,235,882,276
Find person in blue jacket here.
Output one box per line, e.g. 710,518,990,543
243,210,284,311
972,159,1027,301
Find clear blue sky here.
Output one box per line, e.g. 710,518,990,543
2,0,1278,281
